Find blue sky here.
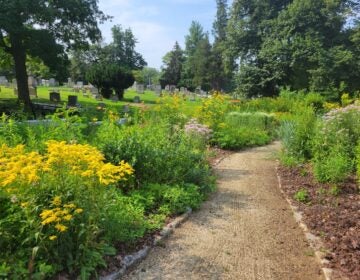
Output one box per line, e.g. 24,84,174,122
99,0,217,69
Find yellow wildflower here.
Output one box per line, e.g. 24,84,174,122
74,208,83,214
41,215,58,225
64,203,76,209
63,214,73,221
40,209,54,219
52,196,62,206
49,235,57,241
55,224,68,232
20,202,29,208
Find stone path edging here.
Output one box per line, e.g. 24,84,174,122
100,208,192,280
275,164,344,280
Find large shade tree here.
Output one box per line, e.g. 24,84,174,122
0,0,108,110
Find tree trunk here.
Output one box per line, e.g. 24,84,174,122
115,88,125,100
10,35,32,112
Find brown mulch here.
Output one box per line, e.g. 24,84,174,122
278,165,360,280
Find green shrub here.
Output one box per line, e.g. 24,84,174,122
312,105,360,183
278,106,317,163
94,121,213,189
214,127,271,150
212,111,274,150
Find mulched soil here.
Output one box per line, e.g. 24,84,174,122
278,165,360,280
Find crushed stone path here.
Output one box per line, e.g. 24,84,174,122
123,142,324,280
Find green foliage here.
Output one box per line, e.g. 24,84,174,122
93,121,213,189
213,111,274,150
226,0,360,97
160,42,185,87
312,105,360,182
0,0,108,106
86,64,134,99
294,189,309,203
278,106,317,162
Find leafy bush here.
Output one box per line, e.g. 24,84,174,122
214,127,271,150
94,120,213,189
196,92,232,130
312,105,360,182
212,111,274,150
278,106,317,163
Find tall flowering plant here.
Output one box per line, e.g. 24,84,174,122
0,141,134,277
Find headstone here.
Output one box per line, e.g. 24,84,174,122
67,78,75,87
180,87,185,93
123,105,130,113
169,85,176,93
29,87,38,98
50,92,61,102
132,81,137,90
68,95,78,107
190,92,196,101
155,85,162,95
76,81,84,87
0,76,8,85
28,76,37,87
165,85,170,91
110,95,119,102
136,84,145,94
195,87,201,96
133,96,141,103
48,78,56,87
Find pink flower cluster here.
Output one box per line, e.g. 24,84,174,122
323,104,360,122
184,118,213,140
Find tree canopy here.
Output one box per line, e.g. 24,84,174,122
0,0,108,109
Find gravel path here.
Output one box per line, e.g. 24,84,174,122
123,142,324,280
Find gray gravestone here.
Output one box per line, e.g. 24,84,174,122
111,95,119,102
136,84,145,94
169,85,176,93
29,87,38,98
133,96,141,103
155,85,162,95
123,105,130,113
48,78,56,87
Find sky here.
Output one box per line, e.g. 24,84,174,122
98,0,217,70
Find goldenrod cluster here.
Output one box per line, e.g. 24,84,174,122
0,144,43,187
39,196,83,240
0,141,134,188
197,92,229,128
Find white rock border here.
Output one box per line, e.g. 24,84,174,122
100,208,192,280
275,165,349,280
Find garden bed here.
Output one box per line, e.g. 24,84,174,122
278,165,360,280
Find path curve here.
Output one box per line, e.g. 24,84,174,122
123,142,324,280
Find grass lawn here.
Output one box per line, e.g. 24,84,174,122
0,86,203,118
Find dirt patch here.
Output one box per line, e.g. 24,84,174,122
122,142,324,280
278,165,360,280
